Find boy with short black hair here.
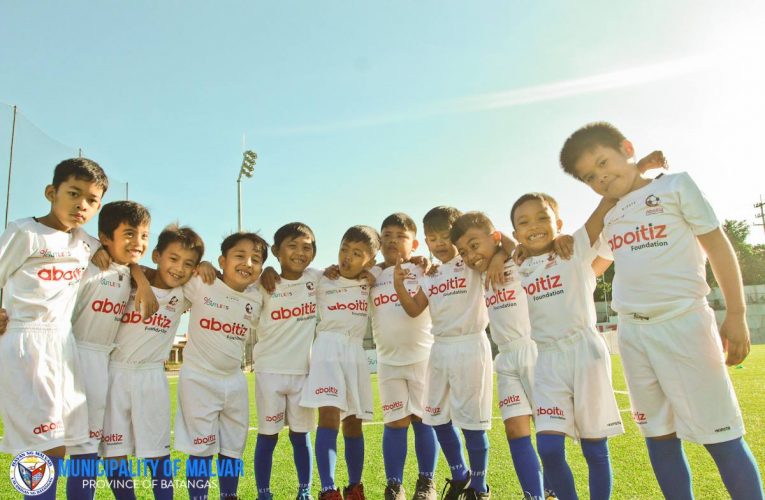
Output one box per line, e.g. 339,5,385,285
560,121,763,498
176,231,268,500
450,211,544,499
395,206,500,500
511,192,623,500
101,224,204,500
253,222,320,500
0,157,108,498
301,225,380,500
368,212,439,500
66,200,153,499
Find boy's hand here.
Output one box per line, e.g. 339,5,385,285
0,308,8,335
425,263,440,277
195,261,218,285
485,249,508,290
91,247,112,271
552,234,575,260
360,269,377,286
323,265,340,280
512,244,529,266
259,267,280,294
393,258,411,286
637,150,668,173
719,312,751,366
134,283,158,318
409,256,431,274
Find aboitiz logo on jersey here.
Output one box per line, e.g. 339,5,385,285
37,266,84,283
120,311,172,330
270,303,316,321
523,275,564,301
91,298,128,317
427,277,466,297
199,317,248,337
9,451,55,495
327,300,368,312
608,223,668,252
485,288,516,308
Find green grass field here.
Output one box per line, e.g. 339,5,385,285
2,346,763,499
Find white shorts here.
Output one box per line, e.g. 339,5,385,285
377,359,429,424
495,337,537,421
618,305,745,444
255,372,315,435
174,366,250,459
68,342,113,455
0,325,88,454
533,330,624,440
423,334,493,430
300,333,374,421
100,362,171,458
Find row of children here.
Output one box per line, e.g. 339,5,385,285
0,122,762,500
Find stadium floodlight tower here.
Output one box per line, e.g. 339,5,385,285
236,150,257,232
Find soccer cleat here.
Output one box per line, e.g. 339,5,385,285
544,489,557,500
296,488,314,500
343,483,366,500
457,486,490,499
319,489,343,500
412,475,437,500
440,475,470,500
385,482,406,500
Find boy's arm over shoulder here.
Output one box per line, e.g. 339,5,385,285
698,228,750,365
0,220,36,289
584,197,618,247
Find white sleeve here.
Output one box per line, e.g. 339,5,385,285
675,172,720,235
572,226,599,264
595,232,614,260
182,275,204,306
0,223,35,289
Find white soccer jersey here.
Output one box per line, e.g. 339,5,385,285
183,276,262,376
420,255,488,338
71,262,131,346
0,218,99,327
316,275,370,340
519,228,601,344
603,172,719,318
252,268,321,374
110,286,189,364
484,259,531,346
369,264,433,365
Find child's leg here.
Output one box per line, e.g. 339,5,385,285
316,407,341,493
342,415,364,487
433,423,469,481
148,455,174,500
66,452,99,500
462,429,489,493
580,438,612,500
536,433,577,500
187,455,213,500
217,455,242,499
411,417,438,480
290,431,313,495
254,433,278,499
704,437,764,498
645,435,693,500
505,417,543,498
105,455,137,500
378,365,412,488
383,420,409,487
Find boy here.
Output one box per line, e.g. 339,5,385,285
367,213,439,500
395,206,502,500
300,225,380,500
66,200,152,499
511,192,623,500
560,122,764,498
450,212,544,499
253,222,320,500
0,158,107,498
175,232,268,500
101,224,204,500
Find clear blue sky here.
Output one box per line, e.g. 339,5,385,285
2,0,764,270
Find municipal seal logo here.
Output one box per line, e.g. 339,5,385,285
9,451,55,495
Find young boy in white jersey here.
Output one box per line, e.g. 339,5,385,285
0,158,107,499
253,222,321,500
300,225,380,500
66,200,152,499
560,122,763,499
101,224,204,500
511,192,624,500
176,231,268,500
450,212,544,500
395,206,503,500
366,213,439,500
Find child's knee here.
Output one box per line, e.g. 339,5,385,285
536,433,566,464
463,430,489,452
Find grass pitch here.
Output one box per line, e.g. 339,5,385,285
1,346,763,499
